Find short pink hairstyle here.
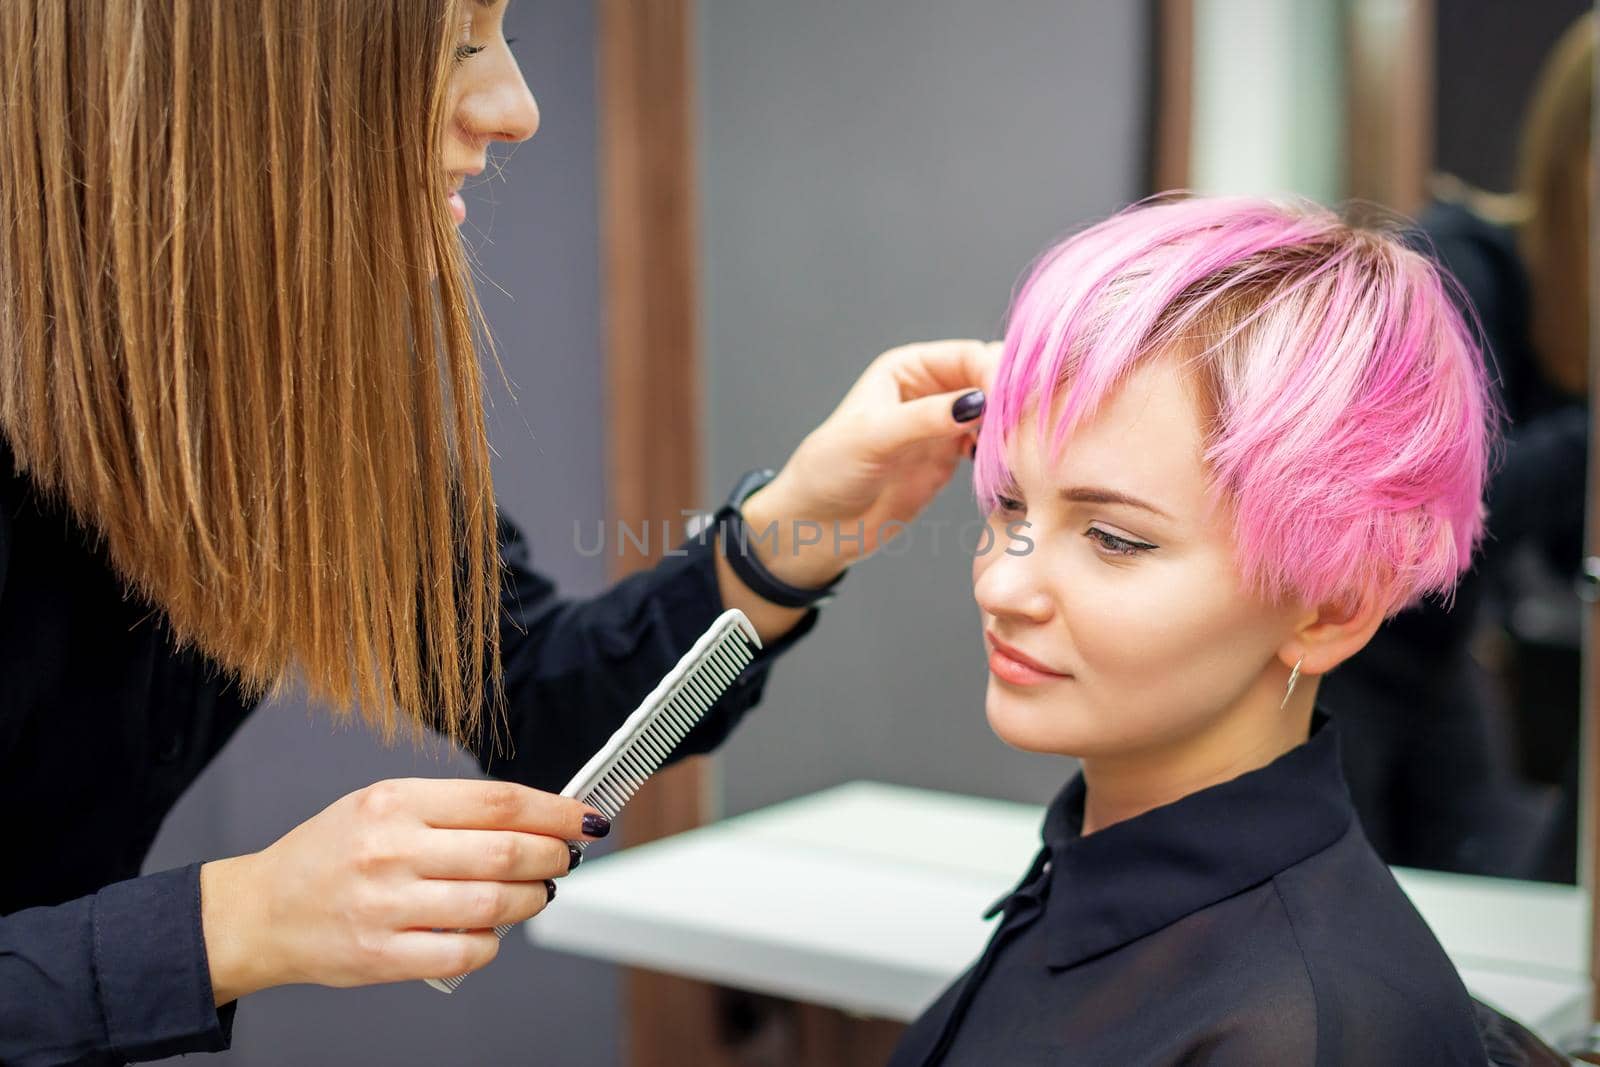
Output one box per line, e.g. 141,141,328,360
975,196,1500,618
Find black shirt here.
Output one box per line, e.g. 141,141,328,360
888,713,1490,1066
0,444,818,1066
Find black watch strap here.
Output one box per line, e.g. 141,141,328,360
713,468,845,610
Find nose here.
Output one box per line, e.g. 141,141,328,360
457,60,541,145
973,538,1054,625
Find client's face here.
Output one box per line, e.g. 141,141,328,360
972,356,1299,760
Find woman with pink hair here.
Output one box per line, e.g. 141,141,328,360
889,197,1504,1065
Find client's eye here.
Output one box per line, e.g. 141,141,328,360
994,494,1025,515
1086,525,1157,557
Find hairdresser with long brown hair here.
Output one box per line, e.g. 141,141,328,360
0,3,994,1063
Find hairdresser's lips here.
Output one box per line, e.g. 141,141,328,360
986,632,1072,687
446,167,481,225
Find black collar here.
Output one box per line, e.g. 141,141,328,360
1038,709,1354,969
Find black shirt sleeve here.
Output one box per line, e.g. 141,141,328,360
473,512,820,791
0,462,238,1064
0,482,820,1063
0,865,235,1066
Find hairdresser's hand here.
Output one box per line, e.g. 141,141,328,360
742,338,999,586
198,778,609,1004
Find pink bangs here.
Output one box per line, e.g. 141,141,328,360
974,196,1500,617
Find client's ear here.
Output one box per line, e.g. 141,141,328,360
1282,590,1386,677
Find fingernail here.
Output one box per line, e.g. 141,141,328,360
567,843,583,870
952,389,985,423
544,878,557,903
582,812,612,838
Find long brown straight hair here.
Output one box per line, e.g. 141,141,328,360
0,0,501,747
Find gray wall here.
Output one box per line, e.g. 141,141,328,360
146,3,621,1063
698,0,1151,817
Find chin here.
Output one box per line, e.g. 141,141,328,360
985,682,1098,757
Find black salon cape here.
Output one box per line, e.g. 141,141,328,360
889,712,1490,1067
0,444,818,1066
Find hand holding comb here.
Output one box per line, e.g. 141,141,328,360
425,608,762,992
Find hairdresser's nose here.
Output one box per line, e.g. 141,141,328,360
457,58,541,145
972,536,1054,625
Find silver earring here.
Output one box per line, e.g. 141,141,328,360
1280,655,1305,710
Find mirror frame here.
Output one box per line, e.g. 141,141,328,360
1152,0,1596,1022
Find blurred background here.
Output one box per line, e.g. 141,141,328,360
148,1,1594,1063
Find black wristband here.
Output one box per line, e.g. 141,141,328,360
713,469,846,610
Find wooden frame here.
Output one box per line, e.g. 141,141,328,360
1589,70,1600,1017
602,0,1600,1048
597,2,730,1065
1587,0,1600,1013
1342,0,1435,218
1147,0,1193,194
597,4,919,1062
1156,0,1599,1031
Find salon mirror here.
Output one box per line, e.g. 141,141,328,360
639,2,1598,1056
1157,0,1592,887
699,0,1590,890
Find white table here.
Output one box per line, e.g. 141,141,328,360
527,781,1592,1044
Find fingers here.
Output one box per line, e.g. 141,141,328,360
376,930,502,985
856,338,1002,456
865,386,987,455
404,878,556,931
878,338,1000,397
366,778,610,840
414,829,576,882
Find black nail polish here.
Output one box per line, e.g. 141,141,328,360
567,842,583,871
952,389,985,423
582,812,612,838
544,878,557,902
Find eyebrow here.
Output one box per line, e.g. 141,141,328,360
1058,486,1174,521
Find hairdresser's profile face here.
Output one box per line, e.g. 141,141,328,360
972,358,1298,760
443,0,539,225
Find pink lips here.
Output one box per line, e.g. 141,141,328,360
986,633,1071,687
445,167,482,226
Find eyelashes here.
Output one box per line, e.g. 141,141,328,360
1085,526,1156,557
990,495,1157,558
455,37,519,64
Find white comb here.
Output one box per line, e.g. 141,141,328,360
426,608,762,992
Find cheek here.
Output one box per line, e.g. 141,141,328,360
1068,551,1277,727
971,543,992,585
984,544,1282,757
442,93,467,141
970,515,1009,583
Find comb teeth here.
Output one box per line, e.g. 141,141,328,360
428,612,760,993
573,631,756,836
